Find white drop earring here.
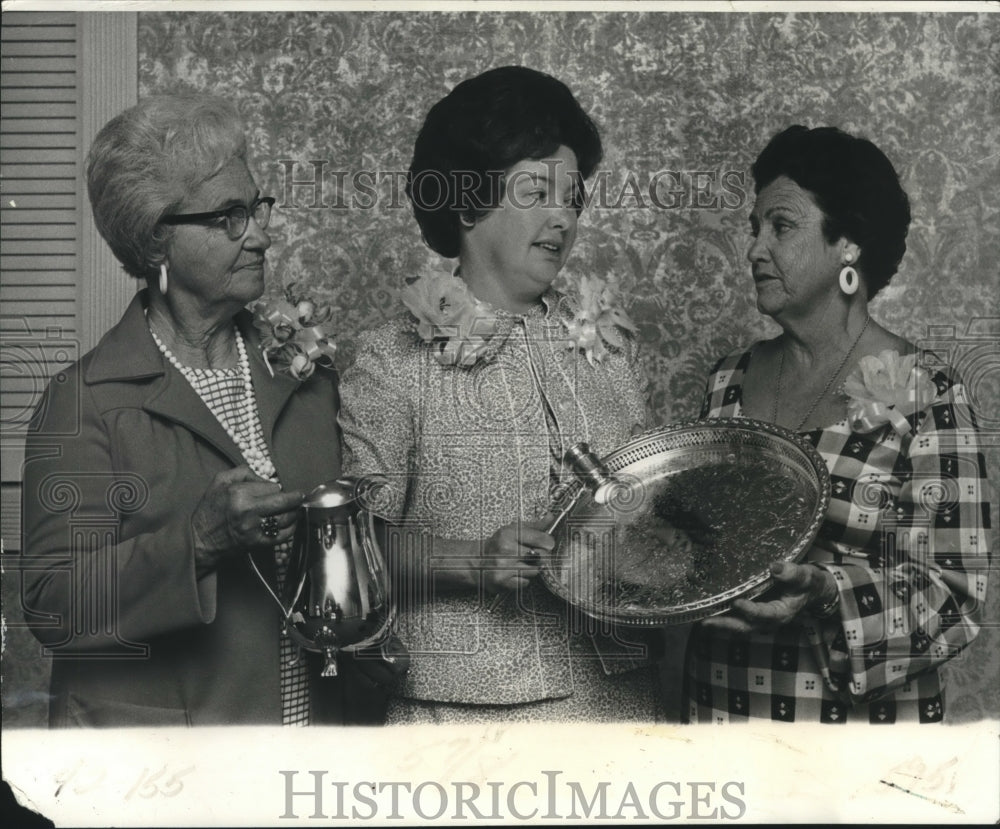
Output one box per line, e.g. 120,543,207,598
159,263,169,295
839,253,858,296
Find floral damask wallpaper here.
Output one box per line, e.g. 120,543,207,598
4,10,997,727
136,12,999,416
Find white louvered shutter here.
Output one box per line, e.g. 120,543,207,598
1,11,81,549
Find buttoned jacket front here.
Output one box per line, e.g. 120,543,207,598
20,291,357,726
339,290,650,705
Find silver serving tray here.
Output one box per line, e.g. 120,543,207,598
539,418,831,626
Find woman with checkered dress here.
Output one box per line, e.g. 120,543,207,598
683,126,991,724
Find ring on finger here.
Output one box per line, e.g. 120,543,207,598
260,515,281,539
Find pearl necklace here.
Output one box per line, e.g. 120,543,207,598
149,324,277,480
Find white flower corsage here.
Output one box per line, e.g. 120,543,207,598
562,274,639,366
843,349,937,436
400,273,498,367
250,283,337,380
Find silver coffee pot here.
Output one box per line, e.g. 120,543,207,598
279,476,395,677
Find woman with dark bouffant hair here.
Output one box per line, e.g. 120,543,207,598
338,66,663,724
685,125,990,724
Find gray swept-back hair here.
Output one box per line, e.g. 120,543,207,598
86,93,248,279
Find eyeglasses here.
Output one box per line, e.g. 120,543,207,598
161,195,275,241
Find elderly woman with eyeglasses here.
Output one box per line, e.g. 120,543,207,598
21,94,393,727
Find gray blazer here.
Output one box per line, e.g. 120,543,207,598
21,290,381,726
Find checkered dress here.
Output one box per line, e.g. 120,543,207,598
683,345,991,724
179,365,311,726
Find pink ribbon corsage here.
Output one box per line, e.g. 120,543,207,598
400,273,498,367
843,349,936,436
250,284,337,380
562,274,638,366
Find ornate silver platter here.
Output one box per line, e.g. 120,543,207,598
539,418,831,626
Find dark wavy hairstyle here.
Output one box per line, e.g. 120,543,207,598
751,125,911,296
406,65,603,258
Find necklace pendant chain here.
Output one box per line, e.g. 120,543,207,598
772,315,871,431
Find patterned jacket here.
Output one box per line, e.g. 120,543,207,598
338,288,650,705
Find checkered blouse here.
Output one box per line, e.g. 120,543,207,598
683,345,991,724
179,365,311,727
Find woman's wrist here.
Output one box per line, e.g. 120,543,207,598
394,536,479,593
191,521,223,577
807,565,840,618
